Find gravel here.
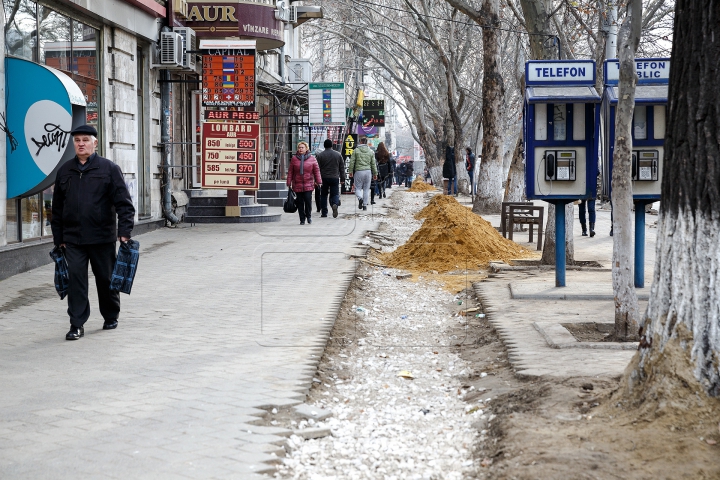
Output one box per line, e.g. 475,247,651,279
274,191,484,479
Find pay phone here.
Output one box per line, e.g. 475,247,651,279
544,150,576,181
632,150,659,181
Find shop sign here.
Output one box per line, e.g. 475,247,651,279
202,51,255,107
202,122,260,190
6,58,86,198
309,82,346,126
204,110,259,121
362,99,385,127
341,133,357,195
182,1,284,51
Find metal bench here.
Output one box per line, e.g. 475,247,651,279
508,205,545,250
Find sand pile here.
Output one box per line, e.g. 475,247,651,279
381,195,532,272
407,177,436,192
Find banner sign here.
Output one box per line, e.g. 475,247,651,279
341,133,357,194
525,60,596,86
202,122,260,190
204,110,259,121
604,58,670,85
362,99,385,127
309,82,346,126
202,52,255,107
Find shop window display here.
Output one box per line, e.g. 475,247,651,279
6,199,19,243
42,186,54,237
20,194,41,240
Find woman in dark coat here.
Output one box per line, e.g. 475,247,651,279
443,145,457,195
287,141,322,224
373,142,391,202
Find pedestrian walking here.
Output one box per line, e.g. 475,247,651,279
443,146,457,195
50,125,135,341
287,141,322,225
579,198,597,237
374,142,391,200
405,161,414,187
396,161,407,187
387,156,396,189
316,139,345,218
465,147,476,195
348,137,377,210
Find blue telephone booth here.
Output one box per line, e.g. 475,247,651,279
524,60,601,286
601,58,669,287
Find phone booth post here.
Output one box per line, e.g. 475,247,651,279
524,60,601,287
601,58,669,288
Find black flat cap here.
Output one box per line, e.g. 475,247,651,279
70,125,98,136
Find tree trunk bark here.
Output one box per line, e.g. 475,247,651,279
503,134,525,203
472,0,505,214
540,203,574,264
610,0,641,341
625,0,720,398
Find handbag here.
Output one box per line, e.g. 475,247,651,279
49,246,69,300
110,239,140,294
283,188,298,213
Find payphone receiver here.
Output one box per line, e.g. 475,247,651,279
631,153,637,179
546,152,556,180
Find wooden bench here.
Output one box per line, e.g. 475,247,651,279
508,205,544,250
501,201,533,238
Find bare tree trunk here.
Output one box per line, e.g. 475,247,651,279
540,203,574,264
624,0,720,399
611,0,641,341
472,0,504,214
503,134,525,203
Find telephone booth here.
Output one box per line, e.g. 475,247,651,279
601,58,669,287
524,60,601,286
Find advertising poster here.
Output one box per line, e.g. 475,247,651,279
341,133,357,194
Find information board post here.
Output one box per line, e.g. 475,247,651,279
555,201,568,287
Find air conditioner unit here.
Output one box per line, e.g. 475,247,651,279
160,31,184,69
289,6,298,23
174,27,197,71
173,0,188,19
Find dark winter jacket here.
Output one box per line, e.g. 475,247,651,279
389,158,397,174
466,152,476,172
287,153,322,192
316,148,346,182
443,146,457,178
375,151,390,178
51,153,135,246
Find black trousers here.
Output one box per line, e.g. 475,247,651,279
320,177,340,215
296,191,313,222
64,242,119,327
314,185,322,212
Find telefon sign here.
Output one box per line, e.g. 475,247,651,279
525,60,596,85
6,58,86,199
604,58,670,85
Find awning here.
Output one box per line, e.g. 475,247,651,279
525,86,601,104
257,81,309,106
604,85,668,105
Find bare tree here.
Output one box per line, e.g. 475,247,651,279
623,0,720,401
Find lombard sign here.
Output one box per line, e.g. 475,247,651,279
183,0,284,50
526,60,596,86
6,58,86,199
604,58,670,85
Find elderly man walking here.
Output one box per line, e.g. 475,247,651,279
51,125,135,341
348,137,377,210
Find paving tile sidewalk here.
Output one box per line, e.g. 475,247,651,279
0,207,382,479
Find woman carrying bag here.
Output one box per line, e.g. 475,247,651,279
374,142,391,200
287,142,322,224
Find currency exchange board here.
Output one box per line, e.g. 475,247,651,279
201,122,260,190
202,54,255,107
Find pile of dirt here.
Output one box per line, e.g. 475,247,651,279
380,195,533,272
407,177,436,192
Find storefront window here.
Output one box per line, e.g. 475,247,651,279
4,0,38,61
20,194,41,240
42,186,54,237
39,9,71,71
6,199,19,243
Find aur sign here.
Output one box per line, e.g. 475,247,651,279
182,0,284,50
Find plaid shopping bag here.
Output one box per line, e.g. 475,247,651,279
110,239,140,294
49,246,70,300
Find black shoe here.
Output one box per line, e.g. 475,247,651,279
331,204,338,218
308,218,312,224
590,223,596,237
66,326,84,340
371,200,376,205
382,192,386,198
582,231,588,236
609,228,613,237
300,221,305,225
363,206,367,211
103,319,118,330
321,214,328,217
358,199,363,209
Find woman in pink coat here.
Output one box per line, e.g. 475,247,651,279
287,141,322,224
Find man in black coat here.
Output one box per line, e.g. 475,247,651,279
316,139,346,218
51,125,135,340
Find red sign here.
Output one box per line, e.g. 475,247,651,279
204,110,259,121
202,54,255,107
201,122,260,190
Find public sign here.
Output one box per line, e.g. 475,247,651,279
341,133,357,194
6,58,87,198
309,82,346,126
201,122,260,190
204,110,259,121
202,51,255,107
526,60,596,86
604,58,670,85
362,99,385,127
